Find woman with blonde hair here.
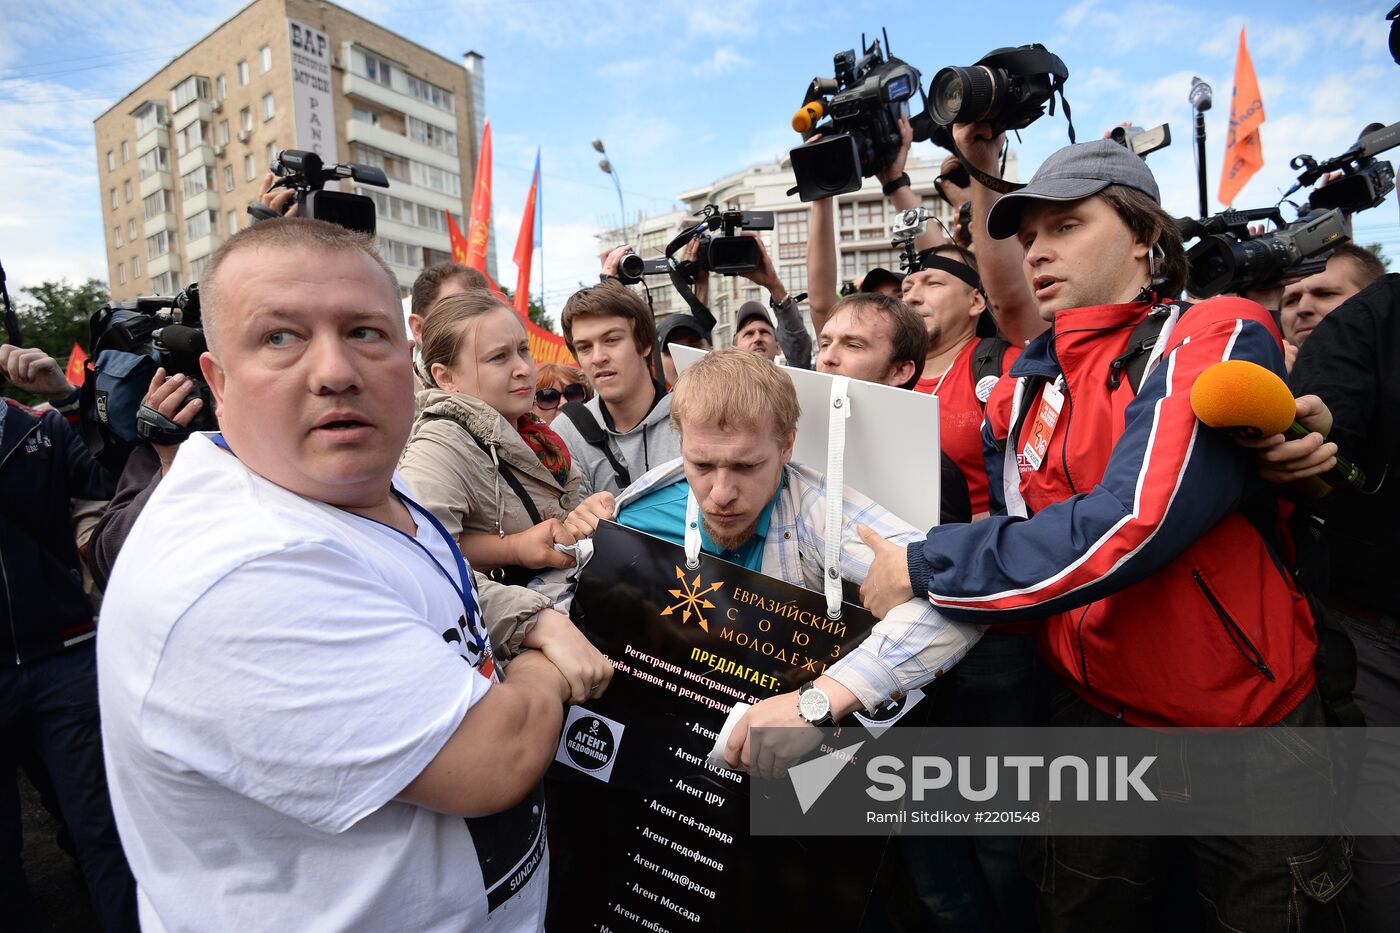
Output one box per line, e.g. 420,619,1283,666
400,292,612,586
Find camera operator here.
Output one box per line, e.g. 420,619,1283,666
806,116,947,336
857,138,1349,930
0,344,136,931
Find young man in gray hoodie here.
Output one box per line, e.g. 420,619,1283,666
553,282,680,497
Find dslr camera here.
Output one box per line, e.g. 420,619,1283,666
267,149,389,235
788,31,928,201
80,283,219,470
1178,208,1349,298
927,44,1070,136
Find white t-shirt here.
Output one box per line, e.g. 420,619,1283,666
98,434,548,932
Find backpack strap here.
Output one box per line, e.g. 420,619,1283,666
560,401,631,488
422,414,545,525
1108,303,1183,392
969,336,1009,408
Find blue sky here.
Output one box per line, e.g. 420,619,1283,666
0,0,1395,310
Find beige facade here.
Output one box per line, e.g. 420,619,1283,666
597,149,1017,346
93,0,486,299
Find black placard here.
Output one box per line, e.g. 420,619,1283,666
546,520,922,931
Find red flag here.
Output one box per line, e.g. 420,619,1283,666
512,151,541,318
64,342,87,387
464,120,493,271
1219,26,1266,206
447,211,471,266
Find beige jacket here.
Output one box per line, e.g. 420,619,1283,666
400,388,583,540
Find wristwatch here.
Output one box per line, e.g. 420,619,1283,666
797,683,836,727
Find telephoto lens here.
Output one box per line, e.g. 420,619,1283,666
929,66,996,125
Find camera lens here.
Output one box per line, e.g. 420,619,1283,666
617,251,644,281
930,66,996,125
902,210,918,225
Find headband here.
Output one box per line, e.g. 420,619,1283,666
914,251,983,291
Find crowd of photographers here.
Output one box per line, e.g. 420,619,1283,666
2,21,1399,933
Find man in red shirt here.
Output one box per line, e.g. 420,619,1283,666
904,246,1017,518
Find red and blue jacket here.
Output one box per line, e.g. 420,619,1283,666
906,296,1317,727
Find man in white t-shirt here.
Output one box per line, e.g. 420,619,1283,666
98,218,612,932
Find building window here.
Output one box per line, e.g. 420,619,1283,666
186,210,217,242
219,119,229,146
109,188,117,209
244,153,256,181
181,166,213,199
776,210,808,261
224,165,234,191
133,101,167,137
239,107,252,134
408,116,457,155
262,93,275,121
117,262,126,285
352,106,380,127
411,161,461,197
406,75,454,113
260,45,272,73
121,141,130,162
131,255,141,278
128,218,137,241
190,256,211,280
123,179,133,202
138,147,169,180
106,150,115,171
227,210,239,235
143,189,173,220
237,59,249,85
171,76,211,111
146,230,172,260
113,226,123,247
216,74,226,101
361,51,393,86
176,120,208,156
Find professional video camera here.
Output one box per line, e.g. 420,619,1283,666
1177,207,1349,298
80,283,218,470
1287,121,1399,215
266,149,389,234
925,44,1075,194
787,31,928,201
1110,123,1172,159
657,204,776,319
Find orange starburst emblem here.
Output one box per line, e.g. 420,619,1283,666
659,565,724,632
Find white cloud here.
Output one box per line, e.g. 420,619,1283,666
693,47,750,74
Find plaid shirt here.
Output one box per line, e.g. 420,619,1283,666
575,458,982,711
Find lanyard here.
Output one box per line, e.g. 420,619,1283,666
210,433,487,660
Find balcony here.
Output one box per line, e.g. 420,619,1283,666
171,98,213,132
181,189,218,219
342,71,458,139
344,118,459,174
135,126,169,157
147,251,180,279
186,232,222,263
143,211,177,239
176,144,215,177
139,171,173,199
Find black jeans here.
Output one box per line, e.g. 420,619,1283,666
1023,688,1351,933
0,644,137,932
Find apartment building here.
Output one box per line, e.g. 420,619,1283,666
93,0,489,299
598,149,1017,346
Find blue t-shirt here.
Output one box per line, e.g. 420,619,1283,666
617,478,783,571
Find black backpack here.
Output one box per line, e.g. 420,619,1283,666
559,402,631,488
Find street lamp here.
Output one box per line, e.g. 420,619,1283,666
592,138,630,246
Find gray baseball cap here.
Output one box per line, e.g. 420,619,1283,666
985,139,1161,241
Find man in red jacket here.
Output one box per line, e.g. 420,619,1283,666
858,139,1348,931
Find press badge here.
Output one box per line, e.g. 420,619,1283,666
1020,380,1064,472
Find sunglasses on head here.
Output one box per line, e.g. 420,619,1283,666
534,384,588,410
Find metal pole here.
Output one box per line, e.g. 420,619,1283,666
1189,76,1213,217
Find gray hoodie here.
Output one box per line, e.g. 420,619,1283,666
550,383,680,497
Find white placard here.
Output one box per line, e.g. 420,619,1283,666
287,20,338,164
670,345,941,532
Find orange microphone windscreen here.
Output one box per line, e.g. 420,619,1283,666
792,101,824,134
1190,359,1297,438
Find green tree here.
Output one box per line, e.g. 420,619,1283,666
13,278,108,362
1364,243,1392,270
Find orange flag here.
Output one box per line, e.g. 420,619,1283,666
464,120,493,271
1219,26,1265,206
64,342,88,387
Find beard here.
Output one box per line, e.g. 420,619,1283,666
702,513,761,552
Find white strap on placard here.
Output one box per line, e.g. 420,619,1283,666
823,376,851,620
1002,376,1030,519
684,489,702,569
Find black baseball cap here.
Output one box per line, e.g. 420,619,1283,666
656,314,710,354
859,267,905,294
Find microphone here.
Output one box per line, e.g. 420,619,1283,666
791,100,824,134
1190,359,1365,489
156,324,208,356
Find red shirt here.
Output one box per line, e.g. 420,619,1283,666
914,338,1020,515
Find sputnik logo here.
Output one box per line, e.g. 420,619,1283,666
660,566,724,632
